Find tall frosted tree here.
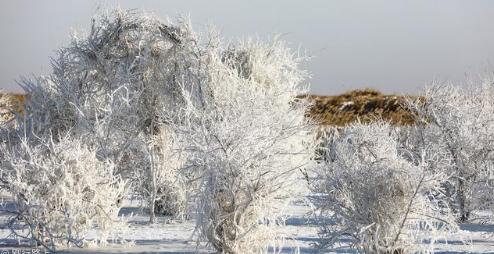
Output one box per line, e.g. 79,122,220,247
17,10,204,222
406,80,494,222
164,38,316,253
0,10,203,250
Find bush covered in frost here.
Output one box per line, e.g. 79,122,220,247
406,80,494,222
0,135,126,251
0,10,202,250
17,10,200,222
164,38,316,253
313,122,458,253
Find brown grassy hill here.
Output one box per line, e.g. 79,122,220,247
0,93,26,123
1,89,419,126
299,89,420,126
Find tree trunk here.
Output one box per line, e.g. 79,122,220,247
149,152,156,223
149,150,157,224
149,192,156,223
456,178,469,223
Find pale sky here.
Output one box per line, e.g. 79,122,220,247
1,0,494,95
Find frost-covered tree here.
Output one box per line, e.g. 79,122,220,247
164,38,316,253
17,10,202,222
313,122,458,253
407,81,494,222
0,10,208,252
0,134,126,251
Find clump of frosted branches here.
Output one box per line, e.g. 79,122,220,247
0,134,127,251
406,80,494,222
18,10,201,222
313,122,457,253
165,38,315,253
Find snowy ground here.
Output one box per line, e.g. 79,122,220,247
1,197,493,253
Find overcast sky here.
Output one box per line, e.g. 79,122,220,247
1,0,494,95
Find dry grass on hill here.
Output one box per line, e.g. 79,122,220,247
299,89,421,126
0,89,420,126
0,93,26,124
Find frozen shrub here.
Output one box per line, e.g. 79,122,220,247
313,122,457,253
0,135,126,251
165,38,315,253
18,10,203,222
407,80,494,222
